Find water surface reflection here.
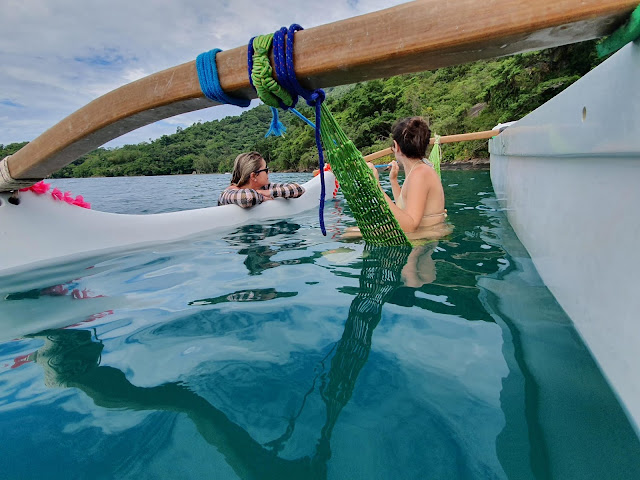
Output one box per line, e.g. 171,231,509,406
25,245,418,479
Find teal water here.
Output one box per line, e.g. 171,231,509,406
1,171,638,479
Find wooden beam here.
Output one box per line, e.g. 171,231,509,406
364,129,501,162
6,0,637,181
364,148,394,163
436,129,501,144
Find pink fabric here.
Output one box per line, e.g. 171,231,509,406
51,188,63,200
21,183,91,209
63,191,75,205
72,195,91,209
11,354,33,369
20,180,51,194
65,309,113,328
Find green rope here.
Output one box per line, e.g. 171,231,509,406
428,134,442,178
250,34,294,108
319,104,410,246
249,31,409,246
597,4,640,57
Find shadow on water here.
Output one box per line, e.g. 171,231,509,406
23,245,413,480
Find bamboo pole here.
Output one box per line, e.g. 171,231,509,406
4,0,637,183
363,129,501,162
363,148,395,163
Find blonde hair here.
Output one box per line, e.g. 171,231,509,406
231,152,264,186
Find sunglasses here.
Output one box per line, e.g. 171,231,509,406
254,167,269,175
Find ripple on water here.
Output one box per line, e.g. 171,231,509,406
1,171,639,479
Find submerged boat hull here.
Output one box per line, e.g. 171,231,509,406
489,42,640,433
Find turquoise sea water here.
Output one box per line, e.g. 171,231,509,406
1,171,639,479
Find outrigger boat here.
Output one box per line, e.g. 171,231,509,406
1,0,639,434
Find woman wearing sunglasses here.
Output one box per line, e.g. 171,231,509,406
218,152,305,208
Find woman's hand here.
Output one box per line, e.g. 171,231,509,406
256,189,274,200
366,162,380,182
389,161,399,182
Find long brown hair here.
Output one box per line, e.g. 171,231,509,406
392,117,431,159
231,152,264,186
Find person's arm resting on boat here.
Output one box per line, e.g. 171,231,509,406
218,188,268,208
219,152,305,208
266,183,305,199
218,183,304,208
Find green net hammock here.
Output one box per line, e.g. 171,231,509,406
248,29,450,247
318,105,411,246
429,134,442,177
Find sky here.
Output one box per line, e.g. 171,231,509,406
0,0,408,148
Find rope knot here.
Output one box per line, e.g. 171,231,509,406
247,23,329,236
307,89,326,106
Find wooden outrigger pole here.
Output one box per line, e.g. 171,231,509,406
363,129,501,162
2,0,637,186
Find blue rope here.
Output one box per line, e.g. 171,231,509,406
196,49,250,107
273,27,298,109
246,25,328,235
309,93,326,236
272,26,324,132
283,24,319,102
247,37,256,89
265,107,287,137
277,24,328,235
287,25,327,236
289,108,315,128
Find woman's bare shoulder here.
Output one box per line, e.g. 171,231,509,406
410,163,439,182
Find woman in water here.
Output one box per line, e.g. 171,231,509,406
218,152,305,208
346,117,450,241
372,116,447,236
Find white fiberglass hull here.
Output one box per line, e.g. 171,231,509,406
0,172,335,276
489,42,640,433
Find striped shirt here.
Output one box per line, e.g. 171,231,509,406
217,182,305,208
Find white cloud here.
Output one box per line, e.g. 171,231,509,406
0,0,408,149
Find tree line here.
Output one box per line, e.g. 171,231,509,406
0,41,603,178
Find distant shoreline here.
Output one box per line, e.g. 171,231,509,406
441,158,490,170
49,159,491,179
293,158,491,173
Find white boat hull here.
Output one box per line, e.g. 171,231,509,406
0,172,334,276
489,42,640,433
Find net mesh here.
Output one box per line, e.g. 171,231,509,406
319,104,410,246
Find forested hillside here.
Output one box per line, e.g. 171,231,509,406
0,41,603,178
